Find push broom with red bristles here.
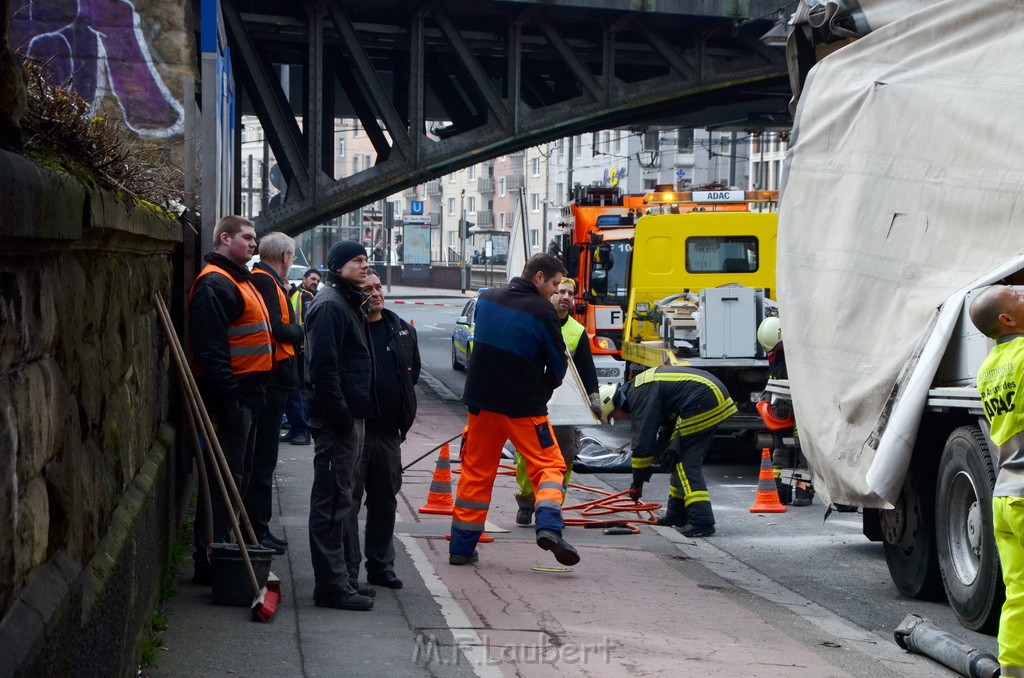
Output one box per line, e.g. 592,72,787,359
156,294,281,622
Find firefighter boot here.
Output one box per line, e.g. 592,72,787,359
515,493,535,526
655,498,688,527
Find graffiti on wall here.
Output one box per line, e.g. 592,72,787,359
603,166,626,188
12,0,185,138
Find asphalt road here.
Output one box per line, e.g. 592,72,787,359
397,299,1001,661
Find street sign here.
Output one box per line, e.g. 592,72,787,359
410,200,425,215
403,214,431,224
676,169,686,178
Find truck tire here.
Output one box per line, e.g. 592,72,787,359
881,454,945,600
935,425,1004,633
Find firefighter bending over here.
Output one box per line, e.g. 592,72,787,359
600,366,737,537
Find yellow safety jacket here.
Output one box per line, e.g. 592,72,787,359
561,316,586,355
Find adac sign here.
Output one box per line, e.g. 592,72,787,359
603,166,626,188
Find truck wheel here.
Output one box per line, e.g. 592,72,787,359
935,426,1004,633
881,455,945,600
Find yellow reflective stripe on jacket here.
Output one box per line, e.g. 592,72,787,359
561,316,586,355
632,456,655,470
674,399,738,436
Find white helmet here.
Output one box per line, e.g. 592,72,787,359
757,316,782,352
599,383,620,422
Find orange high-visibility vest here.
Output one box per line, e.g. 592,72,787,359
191,263,274,375
251,267,297,363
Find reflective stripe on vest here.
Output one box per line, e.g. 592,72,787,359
191,263,274,375
635,367,738,436
251,267,297,363
561,316,586,356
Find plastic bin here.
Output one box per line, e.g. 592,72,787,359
210,543,275,606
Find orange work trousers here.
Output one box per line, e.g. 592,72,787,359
450,409,567,555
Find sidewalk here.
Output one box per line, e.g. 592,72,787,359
146,379,950,677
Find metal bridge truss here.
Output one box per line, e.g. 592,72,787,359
222,0,790,235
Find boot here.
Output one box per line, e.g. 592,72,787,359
655,498,688,527
792,482,814,507
514,494,534,526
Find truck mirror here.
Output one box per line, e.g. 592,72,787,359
568,244,582,273
590,269,608,298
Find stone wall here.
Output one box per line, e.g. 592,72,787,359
0,149,187,676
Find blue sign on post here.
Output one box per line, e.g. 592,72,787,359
410,200,425,215
676,169,687,178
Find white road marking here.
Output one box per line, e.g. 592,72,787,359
397,534,502,677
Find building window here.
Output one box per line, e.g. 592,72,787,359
613,131,622,154
499,212,506,228
498,177,506,196
643,130,659,151
364,154,372,169
354,156,361,173
530,229,539,247
557,138,565,155
677,129,693,153
353,120,360,136
574,135,582,158
448,231,455,248
448,172,456,183
468,165,477,180
530,193,540,212
643,178,657,190
448,197,456,215
555,182,564,202
337,139,346,157
468,196,476,214
601,131,610,152
499,154,507,162
530,157,540,176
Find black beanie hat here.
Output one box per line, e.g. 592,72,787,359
326,240,367,271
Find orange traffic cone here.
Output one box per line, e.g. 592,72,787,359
445,531,494,543
749,448,787,513
419,443,455,515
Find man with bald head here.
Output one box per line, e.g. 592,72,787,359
969,283,1024,674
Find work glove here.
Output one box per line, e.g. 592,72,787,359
588,392,602,416
629,467,654,500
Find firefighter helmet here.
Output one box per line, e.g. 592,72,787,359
757,316,782,352
599,383,620,422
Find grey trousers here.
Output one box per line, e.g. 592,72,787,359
308,418,365,591
345,428,403,578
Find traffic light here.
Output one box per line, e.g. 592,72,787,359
460,219,475,239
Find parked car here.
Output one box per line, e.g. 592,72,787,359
451,298,476,371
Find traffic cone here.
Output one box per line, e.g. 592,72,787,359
749,448,787,513
445,531,494,543
419,443,455,515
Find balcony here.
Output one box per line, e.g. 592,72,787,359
426,179,443,196
510,150,525,159
477,176,494,193
507,173,525,190
403,186,419,198
429,212,441,227
476,211,493,227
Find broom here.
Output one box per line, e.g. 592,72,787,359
155,294,281,622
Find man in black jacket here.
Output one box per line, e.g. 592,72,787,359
247,232,303,554
188,215,273,584
450,254,580,567
345,271,420,590
305,241,378,611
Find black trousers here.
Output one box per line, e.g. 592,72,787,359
309,418,364,591
194,401,258,564
345,428,403,578
245,385,288,537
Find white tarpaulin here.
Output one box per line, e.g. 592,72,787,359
779,0,1024,507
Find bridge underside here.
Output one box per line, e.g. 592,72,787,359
223,0,790,235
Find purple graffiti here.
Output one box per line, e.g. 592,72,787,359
12,0,184,138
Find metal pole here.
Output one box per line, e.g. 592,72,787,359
385,201,394,293
460,188,467,293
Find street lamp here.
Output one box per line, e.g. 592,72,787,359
460,188,467,293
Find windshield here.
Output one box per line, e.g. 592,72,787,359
685,236,758,273
591,240,631,299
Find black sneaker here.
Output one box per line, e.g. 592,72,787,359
290,435,311,446
677,524,716,538
279,430,297,442
349,580,376,598
449,551,480,565
367,571,404,589
314,587,374,611
536,529,581,566
264,531,288,547
258,535,286,555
